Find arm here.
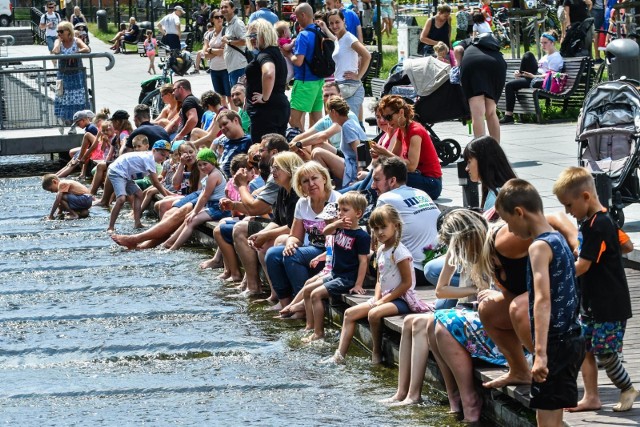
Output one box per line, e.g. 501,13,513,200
51,39,62,54
188,172,219,220
295,124,341,149
356,25,363,43
435,251,481,299
174,108,198,141
258,62,276,102
350,254,369,294
419,19,435,45
351,41,371,80
575,257,592,277
233,170,273,216
529,240,553,383
283,218,305,256
157,21,165,35
290,53,305,67
48,192,64,219
192,123,220,149
149,172,171,197
404,135,422,172
249,223,290,249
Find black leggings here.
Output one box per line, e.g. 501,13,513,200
504,52,540,112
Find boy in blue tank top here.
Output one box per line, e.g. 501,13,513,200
553,167,638,413
496,179,584,427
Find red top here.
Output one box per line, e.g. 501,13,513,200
481,4,492,25
399,121,442,179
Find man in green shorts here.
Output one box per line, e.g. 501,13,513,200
287,3,324,130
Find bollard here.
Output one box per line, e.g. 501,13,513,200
96,9,108,33
457,160,479,208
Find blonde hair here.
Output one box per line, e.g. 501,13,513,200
100,120,113,133
57,21,74,35
95,108,110,123
247,18,278,49
272,151,304,178
132,134,149,148
552,166,596,199
338,191,368,216
438,209,493,289
292,161,333,197
434,41,449,55
369,204,403,262
274,20,290,37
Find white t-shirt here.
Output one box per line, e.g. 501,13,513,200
294,190,340,248
473,22,492,35
332,31,360,81
40,11,61,38
205,29,226,71
159,13,180,35
109,151,158,180
376,185,440,270
377,242,416,293
538,51,564,74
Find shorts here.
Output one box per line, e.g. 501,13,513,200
219,219,239,244
290,79,325,113
581,316,626,355
210,69,231,97
380,6,394,19
391,297,411,314
172,190,201,208
228,68,246,88
323,274,355,298
591,8,605,30
135,176,153,190
66,193,92,210
337,80,365,118
248,217,271,236
529,331,585,410
108,171,141,198
124,34,138,43
46,35,57,52
204,199,229,221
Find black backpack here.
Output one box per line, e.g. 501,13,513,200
304,25,335,78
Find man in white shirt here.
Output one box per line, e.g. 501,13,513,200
157,5,184,50
372,156,440,285
39,2,61,65
220,0,248,89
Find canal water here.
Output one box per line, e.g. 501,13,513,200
0,157,463,426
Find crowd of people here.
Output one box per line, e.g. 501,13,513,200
39,2,640,425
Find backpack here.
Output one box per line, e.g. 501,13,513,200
304,25,335,78
42,12,61,27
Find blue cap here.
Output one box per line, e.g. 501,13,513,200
171,140,184,152
152,140,171,151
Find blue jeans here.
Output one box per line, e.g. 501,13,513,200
210,69,231,97
265,245,324,299
339,169,374,194
228,68,246,88
407,171,442,200
424,255,460,310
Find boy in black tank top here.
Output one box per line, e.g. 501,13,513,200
496,178,584,427
554,166,638,413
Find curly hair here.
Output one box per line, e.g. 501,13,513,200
378,95,415,126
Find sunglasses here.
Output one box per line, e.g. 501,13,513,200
382,111,396,121
57,29,65,33
248,33,257,39
48,6,55,8
213,15,223,19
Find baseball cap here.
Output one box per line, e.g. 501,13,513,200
316,202,338,220
174,5,185,12
153,140,172,151
111,110,130,120
72,110,95,124
171,140,184,152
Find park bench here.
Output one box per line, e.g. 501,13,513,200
121,30,145,54
496,56,593,123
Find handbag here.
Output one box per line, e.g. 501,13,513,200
471,33,500,51
55,79,64,97
542,70,568,94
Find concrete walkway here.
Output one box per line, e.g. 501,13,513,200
7,37,640,251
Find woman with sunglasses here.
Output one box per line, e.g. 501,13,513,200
51,21,91,125
203,9,230,108
151,84,181,135
244,19,290,142
370,95,442,200
500,30,563,124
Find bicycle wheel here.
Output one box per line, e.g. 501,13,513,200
141,88,165,120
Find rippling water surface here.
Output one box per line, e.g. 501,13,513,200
0,157,461,426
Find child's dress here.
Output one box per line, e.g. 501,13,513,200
144,37,157,58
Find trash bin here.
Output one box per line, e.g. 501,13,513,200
96,9,108,33
397,15,422,61
139,21,153,37
605,39,640,81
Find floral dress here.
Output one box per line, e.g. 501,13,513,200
55,38,89,122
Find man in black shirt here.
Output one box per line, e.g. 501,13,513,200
562,0,593,50
172,79,204,141
121,104,171,155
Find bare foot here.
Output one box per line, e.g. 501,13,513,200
483,371,531,389
566,396,602,412
302,333,324,343
217,271,231,280
111,234,138,250
107,228,115,234
390,397,423,407
134,222,147,229
226,276,243,283
199,259,224,269
319,350,345,365
613,387,639,412
289,311,305,320
267,302,283,311
371,353,383,365
378,395,403,404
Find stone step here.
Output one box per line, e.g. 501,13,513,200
0,27,34,46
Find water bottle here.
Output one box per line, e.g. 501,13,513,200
324,235,334,273
399,50,405,65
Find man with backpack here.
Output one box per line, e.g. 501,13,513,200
39,2,62,65
287,2,335,130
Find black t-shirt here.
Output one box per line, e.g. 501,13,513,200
126,121,171,148
332,228,371,281
245,46,288,108
178,95,204,136
563,0,590,24
273,186,299,228
579,210,632,321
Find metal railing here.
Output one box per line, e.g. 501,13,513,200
0,52,114,130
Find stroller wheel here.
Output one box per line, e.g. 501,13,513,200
437,138,462,167
610,206,625,227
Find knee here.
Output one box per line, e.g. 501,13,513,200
264,246,283,266
402,314,416,329
232,221,248,240
368,307,382,323
411,316,429,335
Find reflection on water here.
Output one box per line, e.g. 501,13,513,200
0,158,462,426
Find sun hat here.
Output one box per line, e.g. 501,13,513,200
316,202,338,220
72,110,95,124
196,148,218,166
152,140,172,151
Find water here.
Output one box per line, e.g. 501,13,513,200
0,157,461,426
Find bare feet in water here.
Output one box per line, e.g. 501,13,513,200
390,397,423,407
301,333,324,343
111,234,138,250
482,371,531,389
199,258,224,269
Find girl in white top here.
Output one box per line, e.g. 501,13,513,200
324,204,430,365
472,11,492,36
327,9,371,122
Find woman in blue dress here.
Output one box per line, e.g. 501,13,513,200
52,21,90,125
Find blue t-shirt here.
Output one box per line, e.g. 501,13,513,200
342,8,361,40
84,123,99,136
340,119,367,160
249,175,265,193
293,24,321,81
217,134,252,179
332,228,371,281
526,231,581,339
201,110,216,131
248,8,279,25
313,111,360,150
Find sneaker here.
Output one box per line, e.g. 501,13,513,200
189,69,200,75
499,115,514,124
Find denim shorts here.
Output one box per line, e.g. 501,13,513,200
204,200,229,221
67,193,93,210
228,68,246,88
46,36,57,52
219,219,239,245
337,80,365,117
210,69,231,97
172,190,201,208
323,274,355,298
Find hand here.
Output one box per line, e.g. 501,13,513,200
185,211,195,224
233,168,250,187
221,36,228,45
343,71,359,80
283,241,299,256
180,152,191,165
349,285,365,295
337,216,353,229
514,70,522,77
288,141,300,152
219,198,233,211
477,289,500,303
251,92,267,104
357,170,369,180
249,232,268,250
531,354,549,383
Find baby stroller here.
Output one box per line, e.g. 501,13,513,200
561,17,594,57
577,79,640,226
380,57,469,166
74,22,90,45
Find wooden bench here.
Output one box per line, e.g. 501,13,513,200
496,56,593,123
121,31,145,54
370,77,386,99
